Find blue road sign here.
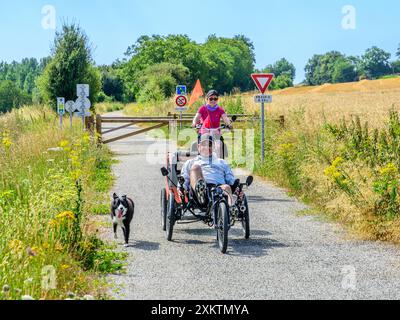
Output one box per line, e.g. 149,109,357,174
176,85,187,95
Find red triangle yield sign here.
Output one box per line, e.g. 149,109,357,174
251,73,275,94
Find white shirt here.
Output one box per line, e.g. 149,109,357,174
181,154,236,191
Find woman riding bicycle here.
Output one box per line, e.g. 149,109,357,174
191,90,233,157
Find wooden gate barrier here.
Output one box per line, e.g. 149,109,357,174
95,113,282,144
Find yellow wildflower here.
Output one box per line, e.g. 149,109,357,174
55,242,63,252
2,132,12,149
69,152,80,168
277,143,295,158
332,157,344,167
380,163,398,176
56,211,75,221
8,239,24,253
333,172,342,179
70,169,83,180
48,219,59,228
59,140,70,148
30,246,41,255
324,157,345,181
324,166,335,178
82,134,91,144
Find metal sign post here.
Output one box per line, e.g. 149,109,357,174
175,86,187,130
65,101,76,129
251,74,275,163
76,84,91,131
75,98,91,129
57,97,65,129
261,101,265,162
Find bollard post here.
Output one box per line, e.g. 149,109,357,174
279,115,285,129
96,114,102,144
85,115,94,134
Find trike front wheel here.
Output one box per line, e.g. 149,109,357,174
216,201,229,254
165,192,176,241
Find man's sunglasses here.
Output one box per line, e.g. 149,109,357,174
208,97,218,101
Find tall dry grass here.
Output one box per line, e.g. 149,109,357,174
244,78,400,242
242,78,400,130
95,102,125,114
0,105,120,300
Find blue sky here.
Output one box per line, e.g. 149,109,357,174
0,0,399,83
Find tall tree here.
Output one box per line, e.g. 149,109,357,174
359,46,391,79
392,60,400,74
37,23,101,109
305,51,357,85
136,63,189,102
201,35,255,93
263,58,296,89
264,58,296,81
332,58,358,83
98,65,125,102
121,34,255,100
122,35,205,100
0,58,48,95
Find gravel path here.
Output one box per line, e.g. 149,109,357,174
101,112,400,300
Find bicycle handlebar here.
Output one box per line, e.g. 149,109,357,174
194,125,232,131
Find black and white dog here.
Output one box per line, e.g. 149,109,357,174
111,193,135,247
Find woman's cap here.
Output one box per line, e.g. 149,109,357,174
206,90,219,98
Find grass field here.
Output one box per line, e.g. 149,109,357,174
241,78,400,128
0,105,125,300
244,78,400,242
96,102,125,114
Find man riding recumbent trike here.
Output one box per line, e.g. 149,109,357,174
160,133,254,254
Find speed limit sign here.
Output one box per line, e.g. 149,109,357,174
175,95,187,107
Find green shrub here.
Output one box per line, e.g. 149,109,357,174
0,80,31,113
223,95,244,114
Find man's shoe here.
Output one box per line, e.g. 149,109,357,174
195,180,207,206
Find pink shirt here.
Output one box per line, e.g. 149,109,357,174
198,105,226,135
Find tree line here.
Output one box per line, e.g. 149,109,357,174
0,22,399,113
0,58,50,112
305,47,400,85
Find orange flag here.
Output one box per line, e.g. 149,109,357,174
188,79,204,107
